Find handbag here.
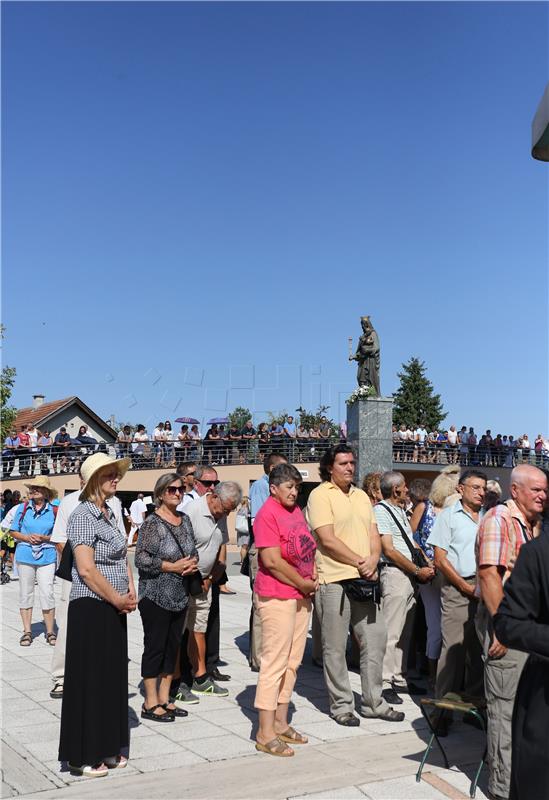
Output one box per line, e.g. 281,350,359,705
378,502,430,571
55,542,73,581
340,577,380,604
159,519,203,597
240,514,253,578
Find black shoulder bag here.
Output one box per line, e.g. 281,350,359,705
160,519,203,597
240,514,253,577
55,542,74,581
378,502,430,571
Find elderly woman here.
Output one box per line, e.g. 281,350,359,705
409,467,460,691
10,476,58,646
58,453,136,778
135,474,199,722
362,472,382,505
253,463,318,757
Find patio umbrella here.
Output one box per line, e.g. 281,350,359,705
175,417,200,424
207,417,228,425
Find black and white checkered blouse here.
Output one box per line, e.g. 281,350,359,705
68,500,129,602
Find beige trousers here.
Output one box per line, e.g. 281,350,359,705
380,566,416,688
51,577,72,684
254,596,311,711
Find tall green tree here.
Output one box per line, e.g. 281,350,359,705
392,357,446,430
1,325,17,441
228,406,253,430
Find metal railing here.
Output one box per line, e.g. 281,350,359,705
2,438,547,480
1,437,341,478
392,440,549,469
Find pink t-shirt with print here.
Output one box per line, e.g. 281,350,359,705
253,496,316,600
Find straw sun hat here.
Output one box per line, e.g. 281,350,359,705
24,475,58,500
79,453,131,500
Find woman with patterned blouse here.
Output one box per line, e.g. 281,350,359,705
58,453,136,779
135,474,199,722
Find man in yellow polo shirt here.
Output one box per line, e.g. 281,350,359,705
307,445,405,727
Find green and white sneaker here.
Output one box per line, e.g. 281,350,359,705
191,677,229,697
171,685,199,705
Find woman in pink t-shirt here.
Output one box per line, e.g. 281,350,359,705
253,463,317,757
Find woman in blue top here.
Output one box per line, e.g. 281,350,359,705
10,476,58,646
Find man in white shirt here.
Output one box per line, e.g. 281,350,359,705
128,493,147,545
375,472,434,705
49,477,126,699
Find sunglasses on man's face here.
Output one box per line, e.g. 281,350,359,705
197,479,219,488
166,486,184,496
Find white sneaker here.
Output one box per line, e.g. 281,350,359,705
104,755,128,769
68,763,109,778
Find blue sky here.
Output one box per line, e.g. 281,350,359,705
3,1,548,435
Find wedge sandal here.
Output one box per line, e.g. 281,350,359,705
255,737,294,757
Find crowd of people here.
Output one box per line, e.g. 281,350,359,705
1,417,341,477
392,424,549,468
1,446,548,799
4,419,548,479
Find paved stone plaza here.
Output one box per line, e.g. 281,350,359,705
2,552,490,800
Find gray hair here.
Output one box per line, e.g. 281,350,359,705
214,481,243,509
379,471,405,500
153,473,181,507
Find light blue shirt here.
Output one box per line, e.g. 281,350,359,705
426,499,482,577
284,421,296,437
250,474,270,520
12,501,57,567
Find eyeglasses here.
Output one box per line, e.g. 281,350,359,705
166,486,184,495
197,479,219,487
101,471,120,482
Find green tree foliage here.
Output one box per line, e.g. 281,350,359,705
392,357,446,430
228,406,253,431
1,326,17,441
295,405,338,437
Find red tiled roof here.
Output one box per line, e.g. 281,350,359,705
15,397,77,431
14,396,116,439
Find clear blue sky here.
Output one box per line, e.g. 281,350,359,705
3,1,548,435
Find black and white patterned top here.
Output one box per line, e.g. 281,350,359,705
135,512,198,612
68,500,129,602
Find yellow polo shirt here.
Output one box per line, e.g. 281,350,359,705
306,481,374,584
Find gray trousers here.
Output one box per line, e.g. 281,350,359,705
436,576,484,700
316,582,390,718
51,577,71,684
248,544,262,669
380,566,416,688
476,603,527,798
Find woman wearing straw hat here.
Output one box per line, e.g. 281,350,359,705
58,453,136,779
10,476,59,646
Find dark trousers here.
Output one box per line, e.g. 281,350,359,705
139,598,186,679
178,582,221,686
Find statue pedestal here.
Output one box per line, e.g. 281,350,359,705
346,397,394,483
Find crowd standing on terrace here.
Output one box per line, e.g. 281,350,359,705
3,418,549,478
1,445,548,798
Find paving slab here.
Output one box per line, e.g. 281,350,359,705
3,572,490,800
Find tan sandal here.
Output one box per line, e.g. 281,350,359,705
255,737,294,757
277,726,308,744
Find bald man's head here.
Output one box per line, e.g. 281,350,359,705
510,464,547,523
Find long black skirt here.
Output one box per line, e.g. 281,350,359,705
58,597,129,766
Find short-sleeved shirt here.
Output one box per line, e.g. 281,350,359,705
476,500,533,584
12,502,57,567
307,482,374,584
3,436,19,452
68,501,129,601
182,494,229,577
250,474,270,520
283,422,296,437
426,499,481,577
50,492,124,545
374,501,414,562
254,497,316,600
